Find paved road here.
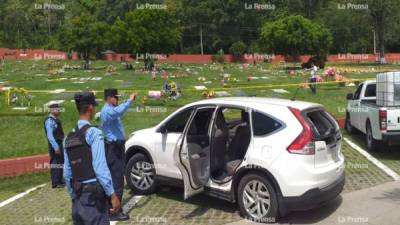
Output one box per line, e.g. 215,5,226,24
226,181,400,225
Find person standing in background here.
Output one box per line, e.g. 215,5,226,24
44,103,65,188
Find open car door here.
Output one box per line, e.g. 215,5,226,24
174,106,216,199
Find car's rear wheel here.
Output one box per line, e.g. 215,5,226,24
366,122,379,152
125,153,156,195
237,173,278,223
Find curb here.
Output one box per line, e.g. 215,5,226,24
0,154,49,177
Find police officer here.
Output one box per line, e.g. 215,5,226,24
64,92,121,225
100,89,135,221
44,103,65,188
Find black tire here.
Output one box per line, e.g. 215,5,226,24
345,113,357,134
237,173,278,223
125,153,156,195
366,122,379,152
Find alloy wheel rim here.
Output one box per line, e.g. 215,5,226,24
130,161,154,190
242,180,271,219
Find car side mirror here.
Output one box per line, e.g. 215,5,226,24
346,93,354,100
159,125,167,134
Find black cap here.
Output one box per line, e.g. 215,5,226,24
74,92,98,107
104,88,120,99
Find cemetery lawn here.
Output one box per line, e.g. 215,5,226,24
1,59,399,159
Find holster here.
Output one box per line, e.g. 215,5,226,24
72,180,83,197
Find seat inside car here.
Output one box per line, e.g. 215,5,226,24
210,110,229,177
225,111,251,176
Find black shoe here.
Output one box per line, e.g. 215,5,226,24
52,184,65,189
110,212,129,221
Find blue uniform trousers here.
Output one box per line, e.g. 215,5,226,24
72,192,109,225
105,140,126,201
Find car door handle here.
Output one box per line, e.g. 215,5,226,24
191,153,200,159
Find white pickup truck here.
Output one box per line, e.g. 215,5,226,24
345,80,400,151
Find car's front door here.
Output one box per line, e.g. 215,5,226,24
174,106,216,199
349,83,364,130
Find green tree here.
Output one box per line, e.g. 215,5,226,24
229,41,247,62
366,0,400,63
122,9,182,54
259,15,333,61
58,13,110,68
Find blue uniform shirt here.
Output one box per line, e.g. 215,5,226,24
63,120,115,199
100,100,132,141
45,115,60,151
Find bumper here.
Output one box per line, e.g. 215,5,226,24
382,132,400,145
279,172,345,214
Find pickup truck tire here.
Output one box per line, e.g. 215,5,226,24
345,113,357,134
366,122,379,152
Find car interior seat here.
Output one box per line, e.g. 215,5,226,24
210,110,229,175
225,111,251,175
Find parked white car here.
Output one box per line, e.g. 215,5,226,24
346,80,400,151
124,97,345,222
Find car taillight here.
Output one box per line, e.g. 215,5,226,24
287,107,315,155
379,110,387,131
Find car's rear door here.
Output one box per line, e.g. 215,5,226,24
174,106,216,199
304,108,342,168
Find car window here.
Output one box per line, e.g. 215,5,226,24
251,111,282,136
364,84,376,97
188,108,215,135
165,108,193,133
354,83,364,99
221,108,242,123
306,110,336,136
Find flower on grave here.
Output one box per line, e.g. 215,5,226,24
202,90,215,98
315,75,324,82
325,67,337,77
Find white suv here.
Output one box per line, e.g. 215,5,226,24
124,97,345,222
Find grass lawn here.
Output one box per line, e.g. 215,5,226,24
1,60,400,159
344,133,400,175
0,138,393,225
0,172,49,202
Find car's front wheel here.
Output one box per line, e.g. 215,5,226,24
237,173,278,223
125,153,156,195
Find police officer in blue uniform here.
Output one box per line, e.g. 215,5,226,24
100,89,135,221
64,92,121,225
44,103,65,188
